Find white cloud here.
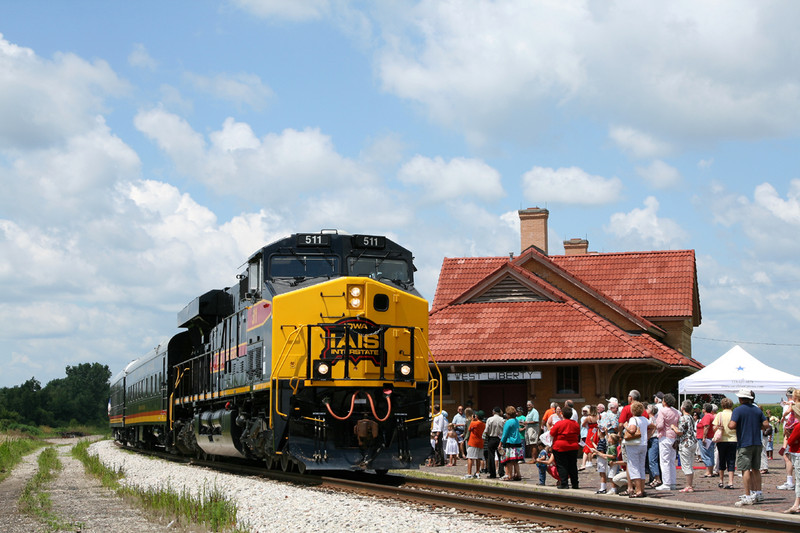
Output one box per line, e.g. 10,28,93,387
635,160,682,189
521,166,622,205
1,117,141,224
134,110,374,199
128,43,157,70
605,196,688,248
232,0,330,21
370,2,800,146
752,180,800,225
184,72,273,110
708,180,800,258
397,155,504,202
609,126,672,159
0,33,128,149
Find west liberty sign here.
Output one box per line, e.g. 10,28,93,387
448,371,541,381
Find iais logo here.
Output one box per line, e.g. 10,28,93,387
319,317,386,366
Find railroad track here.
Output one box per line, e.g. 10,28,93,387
115,444,799,532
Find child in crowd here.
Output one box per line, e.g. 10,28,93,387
535,444,560,486
445,423,459,466
534,442,549,485
591,428,619,494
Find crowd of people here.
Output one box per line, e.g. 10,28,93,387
427,387,800,513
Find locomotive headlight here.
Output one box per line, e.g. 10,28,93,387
347,284,364,309
395,361,414,381
315,361,331,380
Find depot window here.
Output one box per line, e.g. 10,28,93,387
556,366,580,395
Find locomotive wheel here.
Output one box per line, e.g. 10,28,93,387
295,459,306,475
374,469,388,476
280,453,290,472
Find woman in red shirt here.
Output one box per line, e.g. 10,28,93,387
550,405,581,489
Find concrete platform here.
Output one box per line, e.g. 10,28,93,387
419,454,799,515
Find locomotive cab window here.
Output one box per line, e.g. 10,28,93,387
269,255,338,278
348,257,410,283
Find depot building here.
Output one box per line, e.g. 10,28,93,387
428,207,702,415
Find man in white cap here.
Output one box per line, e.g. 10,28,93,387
730,389,769,507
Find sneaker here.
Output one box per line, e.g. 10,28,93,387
462,474,473,479
778,482,794,490
754,492,764,502
735,495,754,507
655,484,672,491
473,473,480,479
595,488,607,494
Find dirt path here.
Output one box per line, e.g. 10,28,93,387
0,438,173,532
0,446,48,533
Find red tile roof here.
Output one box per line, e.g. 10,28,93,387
428,249,701,369
550,250,698,319
432,251,699,322
431,257,508,310
428,301,700,369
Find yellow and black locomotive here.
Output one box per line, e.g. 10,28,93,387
110,231,440,473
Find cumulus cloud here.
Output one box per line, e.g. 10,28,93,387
134,110,374,199
0,34,128,149
753,180,800,225
1,118,141,223
183,72,273,110
522,166,622,205
370,2,800,147
605,196,688,249
635,160,682,189
609,126,672,159
397,155,504,202
709,180,800,259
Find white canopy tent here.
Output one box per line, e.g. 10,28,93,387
679,345,800,396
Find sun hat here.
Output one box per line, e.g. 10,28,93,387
735,388,754,399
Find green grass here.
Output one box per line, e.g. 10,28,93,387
72,439,246,532
0,436,45,482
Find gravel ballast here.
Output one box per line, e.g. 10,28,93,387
90,440,516,533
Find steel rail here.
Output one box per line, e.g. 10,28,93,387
397,474,800,533
115,444,799,532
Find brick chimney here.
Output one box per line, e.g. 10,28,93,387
518,207,548,255
563,238,589,256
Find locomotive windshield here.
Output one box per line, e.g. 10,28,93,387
270,255,339,278
348,257,411,283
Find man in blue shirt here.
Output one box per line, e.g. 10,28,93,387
729,389,769,507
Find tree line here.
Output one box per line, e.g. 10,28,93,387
0,362,111,429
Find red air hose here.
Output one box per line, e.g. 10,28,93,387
324,391,358,421
367,392,392,422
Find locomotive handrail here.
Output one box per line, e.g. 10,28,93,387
413,328,443,418
271,324,309,426
169,366,190,431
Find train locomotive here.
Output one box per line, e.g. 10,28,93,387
110,231,441,473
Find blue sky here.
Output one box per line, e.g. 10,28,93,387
2,1,800,397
